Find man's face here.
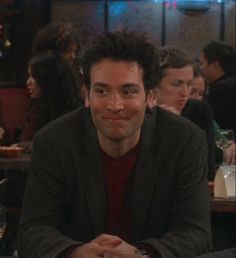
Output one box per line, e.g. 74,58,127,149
156,65,194,113
199,52,215,84
85,59,151,147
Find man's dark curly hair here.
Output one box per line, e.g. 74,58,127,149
202,41,235,76
80,31,160,91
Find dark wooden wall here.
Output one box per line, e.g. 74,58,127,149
0,0,51,87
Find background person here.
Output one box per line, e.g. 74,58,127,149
150,46,216,181
14,50,80,152
32,21,84,103
200,41,235,132
190,65,235,165
0,127,4,141
190,66,206,101
32,21,78,64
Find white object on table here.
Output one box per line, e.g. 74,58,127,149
214,165,236,199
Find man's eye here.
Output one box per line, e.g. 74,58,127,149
172,81,181,86
123,88,138,95
94,88,107,95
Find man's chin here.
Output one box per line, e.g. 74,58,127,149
101,130,128,142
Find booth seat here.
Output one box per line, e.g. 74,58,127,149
0,88,28,144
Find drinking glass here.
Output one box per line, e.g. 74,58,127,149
215,129,235,151
0,206,6,239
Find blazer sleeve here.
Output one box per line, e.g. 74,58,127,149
17,132,81,258
139,128,211,257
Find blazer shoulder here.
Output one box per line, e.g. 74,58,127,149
35,107,91,142
153,107,204,137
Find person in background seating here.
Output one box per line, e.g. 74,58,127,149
0,127,4,141
190,65,235,165
0,127,10,145
149,46,215,181
17,31,211,258
14,50,80,152
32,21,84,102
190,66,206,101
200,41,235,132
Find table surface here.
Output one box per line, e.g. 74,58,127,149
208,181,236,213
0,153,31,170
210,197,236,213
0,162,234,212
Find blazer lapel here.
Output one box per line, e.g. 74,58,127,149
132,111,164,240
81,112,107,235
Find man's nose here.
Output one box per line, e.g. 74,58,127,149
107,93,124,111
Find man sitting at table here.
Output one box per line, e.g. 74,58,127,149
17,31,211,258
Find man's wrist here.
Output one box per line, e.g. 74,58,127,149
56,245,81,258
135,248,149,257
134,243,164,258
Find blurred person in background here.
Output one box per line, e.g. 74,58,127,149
190,66,206,101
14,50,80,152
149,46,215,180
200,41,235,132
32,21,84,103
0,127,4,140
190,65,235,165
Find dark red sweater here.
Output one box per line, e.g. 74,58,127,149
101,144,139,242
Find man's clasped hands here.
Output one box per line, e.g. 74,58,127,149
68,234,142,258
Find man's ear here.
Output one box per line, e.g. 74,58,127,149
147,89,158,108
84,87,90,107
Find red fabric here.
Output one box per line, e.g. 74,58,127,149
102,144,139,241
0,88,28,143
20,103,41,141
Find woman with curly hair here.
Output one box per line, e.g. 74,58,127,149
32,22,79,64
32,21,85,101
15,50,80,152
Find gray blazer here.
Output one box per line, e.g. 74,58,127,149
17,107,211,258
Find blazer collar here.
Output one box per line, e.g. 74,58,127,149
81,110,107,235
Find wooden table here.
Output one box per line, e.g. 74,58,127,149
210,197,236,213
0,153,31,170
208,181,236,213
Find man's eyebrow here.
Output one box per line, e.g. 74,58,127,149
122,83,140,88
173,79,193,82
93,82,109,87
92,82,140,88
